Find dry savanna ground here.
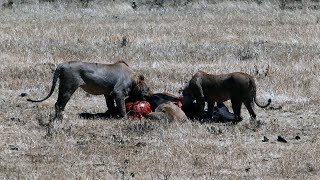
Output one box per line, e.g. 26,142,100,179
1,0,320,179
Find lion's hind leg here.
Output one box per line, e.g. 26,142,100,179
53,79,79,121
46,80,79,136
243,100,256,121
243,99,261,128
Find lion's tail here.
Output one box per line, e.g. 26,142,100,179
27,66,60,103
250,77,271,108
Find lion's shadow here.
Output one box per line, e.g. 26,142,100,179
79,110,118,120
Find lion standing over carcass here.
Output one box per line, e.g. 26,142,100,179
182,71,271,123
27,61,151,122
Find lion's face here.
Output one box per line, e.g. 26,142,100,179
130,81,152,101
138,81,152,99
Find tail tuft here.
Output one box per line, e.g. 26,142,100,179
27,98,43,102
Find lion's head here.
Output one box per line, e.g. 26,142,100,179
129,74,152,101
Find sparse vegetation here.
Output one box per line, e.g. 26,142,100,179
1,0,320,178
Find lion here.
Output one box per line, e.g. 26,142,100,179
182,71,271,123
147,102,187,122
27,61,151,122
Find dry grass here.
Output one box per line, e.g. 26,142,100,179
1,1,320,179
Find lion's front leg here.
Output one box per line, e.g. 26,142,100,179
104,94,117,115
207,101,215,117
231,97,243,123
114,92,126,118
195,98,206,118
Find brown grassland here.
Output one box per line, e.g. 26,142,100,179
1,0,320,179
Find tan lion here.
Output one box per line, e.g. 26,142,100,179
147,102,187,122
182,71,271,123
28,61,151,122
